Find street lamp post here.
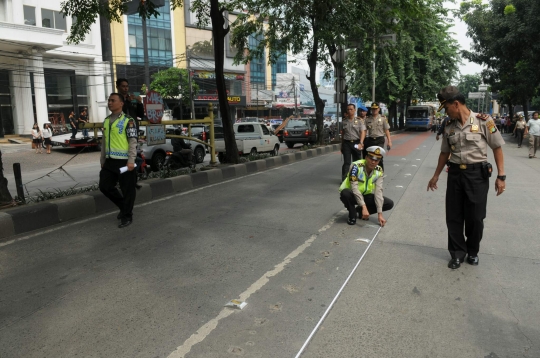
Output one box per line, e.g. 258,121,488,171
178,84,183,120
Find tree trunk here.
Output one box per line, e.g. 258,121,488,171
210,0,239,164
0,149,15,206
306,34,325,145
523,100,529,121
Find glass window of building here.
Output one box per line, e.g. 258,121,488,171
128,0,173,67
41,9,67,31
0,70,14,136
249,34,265,86
23,6,36,26
271,53,287,90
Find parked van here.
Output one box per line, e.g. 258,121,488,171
405,105,435,131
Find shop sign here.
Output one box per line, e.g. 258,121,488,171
194,95,246,106
194,71,245,81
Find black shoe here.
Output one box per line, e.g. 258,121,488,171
448,258,462,269
118,219,132,228
467,255,479,266
347,217,356,225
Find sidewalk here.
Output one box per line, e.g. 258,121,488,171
302,132,540,357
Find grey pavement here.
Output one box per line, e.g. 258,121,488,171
0,131,538,358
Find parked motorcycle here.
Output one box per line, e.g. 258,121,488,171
164,144,196,170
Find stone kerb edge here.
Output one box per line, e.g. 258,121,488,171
0,144,339,240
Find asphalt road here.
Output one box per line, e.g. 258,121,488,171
1,131,538,358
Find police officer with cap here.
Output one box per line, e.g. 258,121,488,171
427,86,506,269
340,146,394,226
341,103,367,181
99,93,139,228
363,102,392,171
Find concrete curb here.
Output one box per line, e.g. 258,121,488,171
0,144,340,241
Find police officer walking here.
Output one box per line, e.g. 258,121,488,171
427,86,506,269
363,103,392,171
340,146,394,226
341,103,366,181
99,93,139,228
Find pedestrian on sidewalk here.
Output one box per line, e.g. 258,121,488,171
99,93,138,228
339,146,394,227
363,103,392,171
31,123,43,154
79,109,89,137
68,111,78,139
340,103,366,182
513,115,526,148
42,123,53,154
495,116,502,132
525,111,540,158
427,86,506,270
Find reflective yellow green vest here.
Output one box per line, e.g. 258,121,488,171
104,113,130,159
339,159,383,194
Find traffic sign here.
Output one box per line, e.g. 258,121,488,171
468,92,484,99
144,90,164,124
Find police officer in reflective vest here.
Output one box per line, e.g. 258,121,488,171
99,93,138,228
427,86,506,269
340,146,394,226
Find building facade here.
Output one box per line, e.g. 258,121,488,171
0,0,109,136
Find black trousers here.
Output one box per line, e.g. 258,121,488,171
363,136,386,171
341,140,362,181
99,159,137,220
71,126,78,139
516,129,524,146
446,165,489,259
340,189,394,219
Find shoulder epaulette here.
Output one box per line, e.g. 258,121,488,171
476,113,490,121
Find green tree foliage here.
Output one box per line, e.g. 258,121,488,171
460,0,540,120
347,0,459,128
61,0,240,163
150,67,198,106
456,73,482,108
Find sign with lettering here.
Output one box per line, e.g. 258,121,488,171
144,91,164,124
146,125,166,146
194,95,247,106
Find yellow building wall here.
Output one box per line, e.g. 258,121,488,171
172,7,187,68
110,19,126,80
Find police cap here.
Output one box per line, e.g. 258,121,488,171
437,86,461,112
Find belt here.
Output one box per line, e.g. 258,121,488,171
448,162,485,170
344,139,360,143
366,136,384,140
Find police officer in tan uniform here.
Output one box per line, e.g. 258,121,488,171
363,103,392,171
341,103,366,181
427,86,506,269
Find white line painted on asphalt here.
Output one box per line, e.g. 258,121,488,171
0,157,323,248
401,158,406,160
416,158,421,160
412,165,417,167
294,226,382,358
393,164,399,166
396,185,404,188
405,174,411,176
166,210,346,358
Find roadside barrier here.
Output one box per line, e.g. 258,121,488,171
0,144,340,240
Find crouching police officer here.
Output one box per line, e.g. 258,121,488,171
339,146,394,227
99,93,138,228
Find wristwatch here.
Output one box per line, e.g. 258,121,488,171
497,175,506,181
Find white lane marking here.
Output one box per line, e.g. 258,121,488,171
294,226,383,358
401,158,406,160
405,174,411,176
416,159,421,161
393,164,399,166
396,185,404,188
167,210,346,358
0,157,323,249
412,165,417,167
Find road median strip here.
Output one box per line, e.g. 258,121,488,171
0,144,341,241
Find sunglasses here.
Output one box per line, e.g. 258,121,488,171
368,156,381,161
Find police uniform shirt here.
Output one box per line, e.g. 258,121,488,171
100,112,138,166
342,117,366,141
348,162,384,212
365,114,390,138
515,119,526,130
441,112,505,164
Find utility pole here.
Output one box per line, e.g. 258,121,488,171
187,50,196,119
372,42,376,102
142,11,150,92
293,76,298,116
